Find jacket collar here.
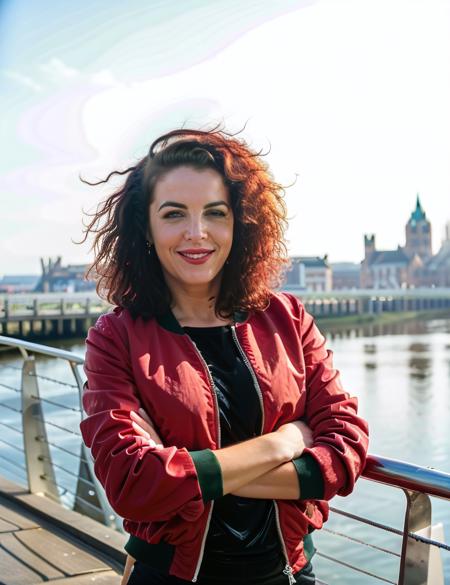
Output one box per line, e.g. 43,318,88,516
156,308,249,334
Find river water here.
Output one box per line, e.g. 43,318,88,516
0,316,449,584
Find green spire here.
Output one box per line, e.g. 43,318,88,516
410,193,426,222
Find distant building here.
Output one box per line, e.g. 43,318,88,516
415,221,450,287
35,257,95,293
404,196,432,261
284,256,332,292
0,275,40,294
360,239,421,288
360,196,443,289
331,262,360,290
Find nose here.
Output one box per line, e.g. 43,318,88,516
184,215,207,241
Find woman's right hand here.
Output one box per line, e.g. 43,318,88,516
130,408,164,448
274,420,314,460
120,554,136,585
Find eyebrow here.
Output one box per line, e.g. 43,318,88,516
158,200,230,211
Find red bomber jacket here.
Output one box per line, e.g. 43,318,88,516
80,292,369,581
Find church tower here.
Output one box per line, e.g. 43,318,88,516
404,195,432,261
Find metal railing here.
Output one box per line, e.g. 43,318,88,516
0,334,448,585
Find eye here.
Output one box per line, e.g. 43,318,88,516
206,209,227,217
162,210,184,219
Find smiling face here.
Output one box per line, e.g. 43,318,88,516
148,165,234,299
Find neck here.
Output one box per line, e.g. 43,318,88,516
168,282,231,327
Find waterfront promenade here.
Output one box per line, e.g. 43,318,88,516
1,288,450,340
0,475,124,584
0,292,106,338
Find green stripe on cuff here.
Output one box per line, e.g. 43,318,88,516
303,533,316,561
124,536,174,571
190,449,223,502
292,453,325,500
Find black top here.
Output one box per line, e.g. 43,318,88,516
184,325,280,566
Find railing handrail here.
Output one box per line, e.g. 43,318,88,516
363,454,450,500
1,334,449,502
0,335,84,364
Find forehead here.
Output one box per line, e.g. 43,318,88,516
152,166,229,203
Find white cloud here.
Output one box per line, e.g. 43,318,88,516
91,69,121,87
3,69,43,92
39,57,80,81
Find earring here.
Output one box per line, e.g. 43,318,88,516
145,240,153,255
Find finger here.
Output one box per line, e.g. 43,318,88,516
131,420,151,439
130,410,152,426
138,407,154,425
130,411,156,434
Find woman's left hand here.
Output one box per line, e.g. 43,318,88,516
130,408,164,449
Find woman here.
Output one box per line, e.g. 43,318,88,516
79,127,369,585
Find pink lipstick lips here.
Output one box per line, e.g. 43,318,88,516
177,249,214,265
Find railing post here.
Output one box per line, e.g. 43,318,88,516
398,489,431,585
21,356,60,502
69,362,121,530
74,442,121,529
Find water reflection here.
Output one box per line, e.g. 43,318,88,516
407,343,431,380
364,362,377,370
363,343,377,354
408,342,430,353
322,316,450,339
409,355,431,380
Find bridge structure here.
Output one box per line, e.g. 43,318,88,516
1,288,450,340
286,286,450,318
0,292,109,339
0,335,449,584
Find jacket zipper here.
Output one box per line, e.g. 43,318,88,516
187,337,221,583
274,501,297,584
231,325,296,584
230,325,265,432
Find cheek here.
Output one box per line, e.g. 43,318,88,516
217,222,234,245
151,222,180,247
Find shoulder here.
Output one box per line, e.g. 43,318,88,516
244,292,308,337
265,291,306,320
89,305,164,346
92,306,128,336
88,306,145,347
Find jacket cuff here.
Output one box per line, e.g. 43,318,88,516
189,449,223,502
291,453,324,500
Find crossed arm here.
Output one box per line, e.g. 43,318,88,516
129,409,312,500
120,410,310,585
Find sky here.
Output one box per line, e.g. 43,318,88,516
1,0,449,275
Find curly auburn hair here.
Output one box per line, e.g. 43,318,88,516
80,126,289,320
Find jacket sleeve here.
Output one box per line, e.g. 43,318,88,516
79,313,222,524
299,305,369,501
